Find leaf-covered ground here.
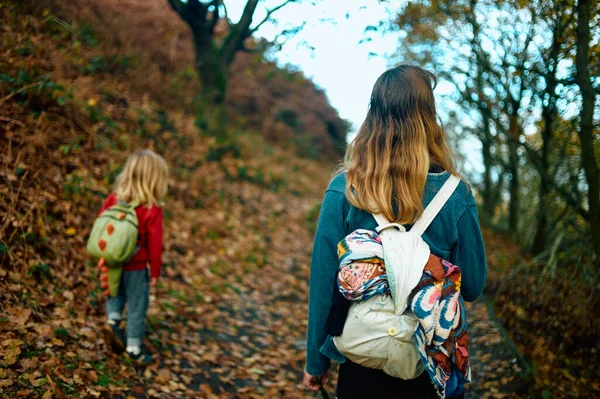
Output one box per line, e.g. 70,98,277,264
2,1,588,398
0,2,331,396
465,298,531,399
483,230,600,399
1,103,331,398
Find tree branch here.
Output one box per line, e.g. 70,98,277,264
511,136,590,220
209,0,220,34
221,0,230,23
220,0,259,65
248,0,298,36
166,0,209,31
166,0,186,17
557,77,577,86
236,0,260,32
264,22,306,50
239,39,268,53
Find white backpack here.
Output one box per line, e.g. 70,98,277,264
333,175,460,379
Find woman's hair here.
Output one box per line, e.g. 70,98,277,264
115,149,168,207
344,64,458,224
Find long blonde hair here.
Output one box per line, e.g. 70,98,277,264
116,149,168,207
345,65,458,224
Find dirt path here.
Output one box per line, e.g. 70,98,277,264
123,259,316,398
123,258,532,399
465,298,532,399
117,172,533,399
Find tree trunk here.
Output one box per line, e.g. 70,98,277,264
532,138,550,253
492,170,505,213
508,113,520,231
167,0,262,142
575,0,600,265
193,35,229,142
470,7,496,223
532,10,563,254
480,113,496,221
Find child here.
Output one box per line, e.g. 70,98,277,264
98,149,168,364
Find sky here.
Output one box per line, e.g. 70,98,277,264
225,0,403,138
223,0,483,176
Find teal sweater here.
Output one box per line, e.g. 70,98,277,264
306,171,487,376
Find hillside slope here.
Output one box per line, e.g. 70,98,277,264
1,2,334,397
43,0,349,159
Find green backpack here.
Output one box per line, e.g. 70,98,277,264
87,200,140,297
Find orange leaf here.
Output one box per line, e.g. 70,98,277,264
156,368,170,385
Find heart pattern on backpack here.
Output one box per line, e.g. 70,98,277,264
106,224,115,236
98,239,107,252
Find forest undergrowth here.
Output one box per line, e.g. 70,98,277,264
1,1,598,398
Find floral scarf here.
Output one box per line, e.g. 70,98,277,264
409,255,471,398
337,229,389,301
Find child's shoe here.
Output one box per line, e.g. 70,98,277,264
125,347,153,365
102,321,125,354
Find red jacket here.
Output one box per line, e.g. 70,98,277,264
99,193,163,278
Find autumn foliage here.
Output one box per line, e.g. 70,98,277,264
3,0,597,398
0,0,339,397
44,0,349,159
483,229,600,398
394,0,600,397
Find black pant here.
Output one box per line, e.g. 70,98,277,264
336,360,465,399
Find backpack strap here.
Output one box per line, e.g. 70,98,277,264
372,175,461,235
373,214,407,233
411,175,461,236
117,199,141,208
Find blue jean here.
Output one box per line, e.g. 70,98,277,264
106,269,149,347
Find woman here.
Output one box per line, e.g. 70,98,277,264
303,65,487,398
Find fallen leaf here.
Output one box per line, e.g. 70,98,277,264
132,384,145,394
155,368,170,385
198,383,213,393
73,373,84,385
87,370,98,383
20,358,38,369
15,308,32,326
15,388,33,397
250,367,266,375
62,291,74,301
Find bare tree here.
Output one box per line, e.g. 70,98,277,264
574,0,600,264
396,0,536,230
529,0,572,253
166,0,299,140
